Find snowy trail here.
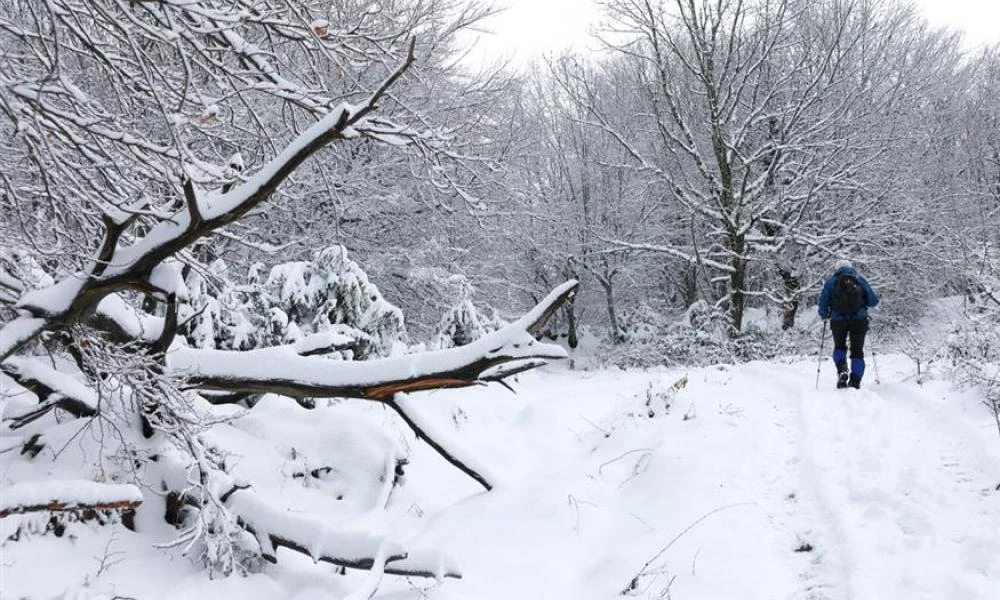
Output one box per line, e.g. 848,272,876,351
795,375,1000,599
746,364,849,600
384,357,1000,600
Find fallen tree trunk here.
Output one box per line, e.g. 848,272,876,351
0,480,142,519
168,281,577,492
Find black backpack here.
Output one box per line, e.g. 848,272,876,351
830,274,866,314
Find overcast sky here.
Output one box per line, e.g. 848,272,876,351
466,0,1000,65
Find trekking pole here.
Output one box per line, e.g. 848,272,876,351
870,330,881,385
815,319,827,389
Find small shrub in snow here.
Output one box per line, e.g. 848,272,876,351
604,301,804,368
947,304,1000,434
429,275,506,349
181,246,406,359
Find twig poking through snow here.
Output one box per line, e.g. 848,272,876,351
598,448,655,475
620,503,754,595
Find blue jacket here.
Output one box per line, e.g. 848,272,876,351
817,267,878,321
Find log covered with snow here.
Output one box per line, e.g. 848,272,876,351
225,487,462,579
0,480,142,518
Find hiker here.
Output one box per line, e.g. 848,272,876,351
817,260,879,389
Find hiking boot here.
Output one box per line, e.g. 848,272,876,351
837,371,849,389
848,374,861,389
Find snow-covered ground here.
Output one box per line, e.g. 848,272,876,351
3,354,1000,599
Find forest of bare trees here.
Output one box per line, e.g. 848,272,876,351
1,0,997,592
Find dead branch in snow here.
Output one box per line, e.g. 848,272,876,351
1,358,99,428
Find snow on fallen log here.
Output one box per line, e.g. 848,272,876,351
384,548,463,580
225,489,459,577
292,327,371,356
0,480,142,518
225,488,405,567
169,328,563,399
169,281,578,400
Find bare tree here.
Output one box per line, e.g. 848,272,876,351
494,57,659,345
569,0,959,330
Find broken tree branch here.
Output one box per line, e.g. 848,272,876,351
169,281,579,400
385,393,494,491
223,485,461,579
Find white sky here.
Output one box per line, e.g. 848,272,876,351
467,0,1000,65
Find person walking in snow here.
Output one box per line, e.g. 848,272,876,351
818,260,879,389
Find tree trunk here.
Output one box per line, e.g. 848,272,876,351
727,240,748,333
778,268,801,330
172,281,579,401
600,275,623,343
566,304,579,349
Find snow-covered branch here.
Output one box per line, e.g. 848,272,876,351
595,238,737,274
0,318,47,364
170,281,578,400
227,487,461,579
1,357,100,428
